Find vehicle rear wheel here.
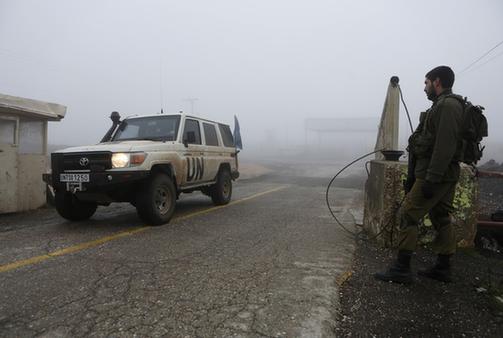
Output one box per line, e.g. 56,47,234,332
210,169,232,205
136,174,176,225
54,191,98,221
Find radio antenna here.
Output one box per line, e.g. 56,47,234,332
159,55,165,114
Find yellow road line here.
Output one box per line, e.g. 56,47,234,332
0,227,149,273
174,186,286,222
0,186,287,274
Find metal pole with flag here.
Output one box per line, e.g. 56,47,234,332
233,115,243,150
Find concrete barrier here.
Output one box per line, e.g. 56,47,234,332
363,160,478,248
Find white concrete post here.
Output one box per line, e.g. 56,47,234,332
375,76,400,160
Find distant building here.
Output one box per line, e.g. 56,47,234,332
0,93,66,213
304,117,378,147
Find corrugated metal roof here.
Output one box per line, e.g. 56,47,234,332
0,93,66,121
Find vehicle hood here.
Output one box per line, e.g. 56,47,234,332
53,141,175,153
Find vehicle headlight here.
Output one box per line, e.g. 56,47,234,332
112,153,130,168
112,152,146,168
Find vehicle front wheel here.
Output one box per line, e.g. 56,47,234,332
54,192,98,221
210,169,232,205
136,174,176,225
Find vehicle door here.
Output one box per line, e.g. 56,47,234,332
201,122,221,181
181,118,206,185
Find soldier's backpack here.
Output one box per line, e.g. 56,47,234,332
448,95,488,165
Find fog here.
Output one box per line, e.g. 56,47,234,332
1,0,503,161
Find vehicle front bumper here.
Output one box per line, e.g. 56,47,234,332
43,170,150,192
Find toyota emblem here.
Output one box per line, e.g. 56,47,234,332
79,157,90,166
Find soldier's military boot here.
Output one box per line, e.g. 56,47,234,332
418,254,452,283
374,250,414,284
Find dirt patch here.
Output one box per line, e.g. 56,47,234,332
336,240,503,337
238,163,273,180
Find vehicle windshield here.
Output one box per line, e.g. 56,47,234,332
112,115,181,142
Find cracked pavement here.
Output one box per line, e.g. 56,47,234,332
0,160,363,337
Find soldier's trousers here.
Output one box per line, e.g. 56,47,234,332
398,178,457,255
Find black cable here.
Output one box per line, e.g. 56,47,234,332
325,152,407,241
398,85,414,134
464,49,503,75
326,81,414,241
325,150,382,237
359,196,406,242
364,161,371,176
460,39,503,74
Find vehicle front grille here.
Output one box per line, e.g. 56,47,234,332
59,152,112,171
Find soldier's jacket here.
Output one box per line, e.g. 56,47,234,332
408,89,464,183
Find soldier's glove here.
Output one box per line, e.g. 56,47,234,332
403,178,415,193
421,180,435,199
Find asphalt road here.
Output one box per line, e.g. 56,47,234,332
0,161,363,337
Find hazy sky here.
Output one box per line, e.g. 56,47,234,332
1,0,502,155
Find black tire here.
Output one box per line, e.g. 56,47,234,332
210,169,232,205
54,191,97,221
136,174,176,225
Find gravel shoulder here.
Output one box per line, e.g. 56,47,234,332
336,239,503,337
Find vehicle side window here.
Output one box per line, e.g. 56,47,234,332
218,124,234,147
203,123,219,146
183,119,202,145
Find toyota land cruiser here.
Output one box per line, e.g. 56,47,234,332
43,112,239,225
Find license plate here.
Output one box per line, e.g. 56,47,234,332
60,173,90,182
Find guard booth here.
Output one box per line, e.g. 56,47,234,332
0,93,66,213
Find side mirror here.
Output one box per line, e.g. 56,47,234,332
183,131,196,147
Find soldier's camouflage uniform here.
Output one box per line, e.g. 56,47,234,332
399,89,464,255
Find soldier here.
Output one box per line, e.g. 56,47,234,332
375,66,464,284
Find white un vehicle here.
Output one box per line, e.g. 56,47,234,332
44,112,240,225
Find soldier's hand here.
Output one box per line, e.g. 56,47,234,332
421,180,435,199
403,178,415,193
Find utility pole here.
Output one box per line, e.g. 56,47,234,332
184,98,198,115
